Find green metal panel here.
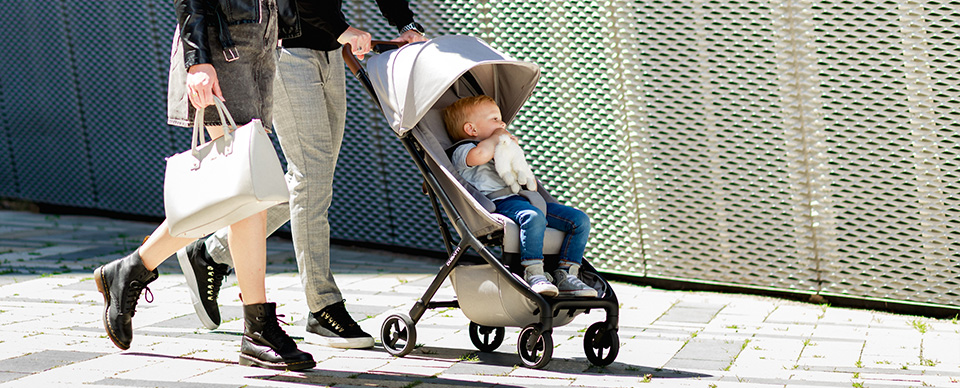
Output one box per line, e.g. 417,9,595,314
337,0,960,308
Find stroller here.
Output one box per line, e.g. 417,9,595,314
342,35,620,369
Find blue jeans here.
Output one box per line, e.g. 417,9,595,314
494,196,590,267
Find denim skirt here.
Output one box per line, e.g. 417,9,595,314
167,0,279,127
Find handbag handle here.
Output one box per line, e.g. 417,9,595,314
191,96,240,159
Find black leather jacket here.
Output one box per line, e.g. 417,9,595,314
174,0,300,69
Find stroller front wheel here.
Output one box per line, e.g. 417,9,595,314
469,322,505,352
381,313,417,356
517,324,553,369
583,321,619,366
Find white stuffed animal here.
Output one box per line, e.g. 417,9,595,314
494,134,537,194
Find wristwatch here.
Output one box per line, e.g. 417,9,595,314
398,22,425,36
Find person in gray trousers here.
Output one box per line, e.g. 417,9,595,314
176,0,427,349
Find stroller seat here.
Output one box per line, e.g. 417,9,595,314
494,213,566,255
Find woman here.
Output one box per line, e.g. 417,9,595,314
93,0,314,371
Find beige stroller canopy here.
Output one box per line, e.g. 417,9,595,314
366,35,541,137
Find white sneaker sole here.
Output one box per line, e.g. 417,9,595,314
305,333,375,349
532,284,559,297
177,248,219,330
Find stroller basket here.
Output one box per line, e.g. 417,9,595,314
450,263,612,328
344,36,620,369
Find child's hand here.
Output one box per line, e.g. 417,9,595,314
494,127,518,143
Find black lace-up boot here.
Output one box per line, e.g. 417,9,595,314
240,302,316,371
94,251,158,350
177,239,230,330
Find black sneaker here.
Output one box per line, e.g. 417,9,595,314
177,239,230,330
306,300,374,349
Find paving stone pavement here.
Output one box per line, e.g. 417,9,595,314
1,209,959,388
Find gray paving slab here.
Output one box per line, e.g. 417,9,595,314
0,350,107,373
0,372,27,383
656,301,726,324
92,379,243,388
666,337,745,367
0,209,958,388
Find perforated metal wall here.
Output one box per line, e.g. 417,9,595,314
0,0,182,215
343,0,960,308
2,0,959,309
813,0,960,303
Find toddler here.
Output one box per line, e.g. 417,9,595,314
442,95,597,298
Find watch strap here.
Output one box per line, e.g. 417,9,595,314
398,22,425,35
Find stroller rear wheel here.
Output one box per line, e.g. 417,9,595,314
381,313,417,356
583,321,619,366
469,322,505,352
517,324,553,369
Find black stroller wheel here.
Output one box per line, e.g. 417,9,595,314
517,324,553,369
583,321,619,366
469,322,505,352
381,313,417,356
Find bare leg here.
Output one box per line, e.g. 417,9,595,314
177,127,271,305
229,210,268,305
138,221,194,271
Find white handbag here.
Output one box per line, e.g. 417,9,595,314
163,97,289,238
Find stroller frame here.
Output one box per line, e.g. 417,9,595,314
343,40,620,369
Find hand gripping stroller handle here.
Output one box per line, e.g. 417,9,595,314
341,41,406,77
371,40,405,53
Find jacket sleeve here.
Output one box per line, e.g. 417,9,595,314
375,0,414,29
174,0,213,70
297,0,350,39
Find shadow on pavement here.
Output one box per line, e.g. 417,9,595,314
125,346,710,382
253,372,524,387
122,352,523,387
392,345,712,379
122,352,238,366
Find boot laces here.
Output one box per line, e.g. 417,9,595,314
122,280,153,315
262,316,297,351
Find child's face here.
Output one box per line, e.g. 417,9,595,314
465,101,505,140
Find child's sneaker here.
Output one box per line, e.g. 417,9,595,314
523,263,559,297
553,264,598,298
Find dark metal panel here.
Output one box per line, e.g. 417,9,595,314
63,0,177,216
0,77,15,197
0,0,94,207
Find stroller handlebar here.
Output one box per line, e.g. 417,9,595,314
341,41,406,77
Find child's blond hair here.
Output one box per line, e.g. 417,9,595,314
442,95,496,141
